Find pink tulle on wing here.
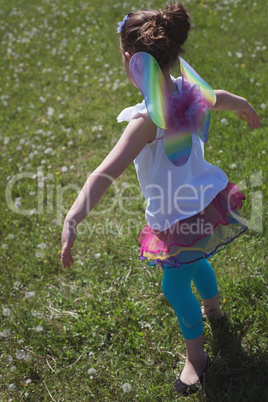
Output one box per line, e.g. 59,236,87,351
171,82,208,135
139,182,247,267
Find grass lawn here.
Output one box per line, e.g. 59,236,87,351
0,0,267,400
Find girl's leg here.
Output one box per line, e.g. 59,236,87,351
162,262,207,385
192,259,223,320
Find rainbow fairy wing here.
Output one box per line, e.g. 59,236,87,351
199,110,210,143
129,52,213,166
179,57,216,108
180,57,216,145
164,127,192,166
129,52,172,129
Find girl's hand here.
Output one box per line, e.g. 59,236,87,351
61,218,77,268
237,102,260,129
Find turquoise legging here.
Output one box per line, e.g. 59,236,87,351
162,259,218,340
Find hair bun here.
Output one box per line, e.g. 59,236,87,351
161,3,191,49
120,2,191,69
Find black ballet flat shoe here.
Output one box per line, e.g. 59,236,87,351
174,353,211,396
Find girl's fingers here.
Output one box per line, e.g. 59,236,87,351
61,246,74,268
240,112,260,129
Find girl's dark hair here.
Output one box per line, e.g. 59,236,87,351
120,2,191,69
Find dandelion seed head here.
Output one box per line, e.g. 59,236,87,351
2,307,11,316
6,355,13,364
87,368,97,375
8,383,16,392
2,329,11,337
44,147,53,154
220,118,228,125
122,383,132,393
24,352,32,362
38,243,47,249
25,291,35,299
16,349,26,360
35,251,44,258
47,106,55,117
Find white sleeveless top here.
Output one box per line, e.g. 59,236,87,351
117,77,228,231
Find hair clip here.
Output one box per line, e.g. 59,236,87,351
117,14,129,33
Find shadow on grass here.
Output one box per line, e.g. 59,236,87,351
203,317,268,402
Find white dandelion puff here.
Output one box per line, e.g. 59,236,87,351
47,107,55,117
24,352,32,361
87,368,97,375
122,383,132,393
2,329,11,337
2,306,11,316
7,355,13,364
25,291,35,299
38,243,47,250
34,325,43,332
35,251,44,258
15,350,26,360
8,384,16,392
14,197,22,208
220,118,228,125
6,355,13,364
44,147,53,154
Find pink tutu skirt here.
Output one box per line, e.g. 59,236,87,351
139,182,247,268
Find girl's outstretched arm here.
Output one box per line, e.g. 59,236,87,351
61,114,156,268
212,90,260,129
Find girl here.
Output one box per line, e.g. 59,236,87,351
61,2,260,396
